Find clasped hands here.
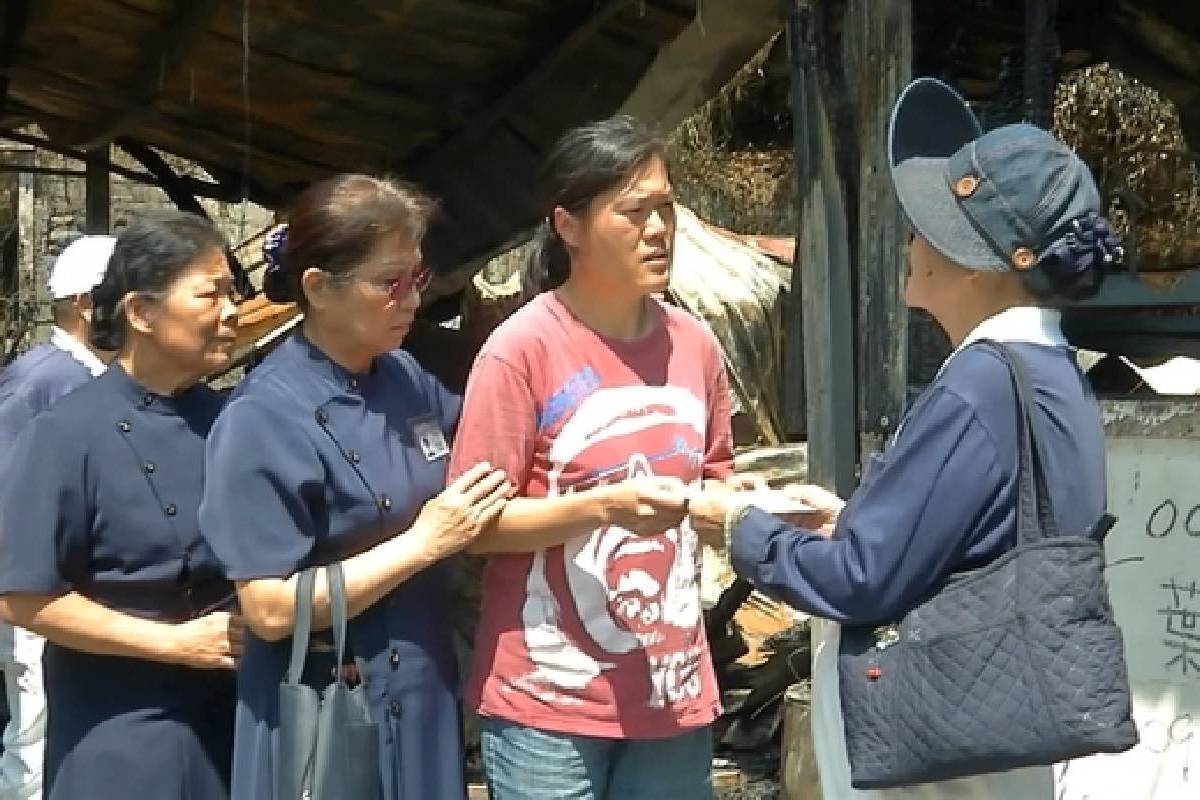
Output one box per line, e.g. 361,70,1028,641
606,473,845,546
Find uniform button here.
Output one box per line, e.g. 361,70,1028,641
349,378,359,391
348,450,361,464
389,648,399,667
164,503,177,517
379,495,392,511
143,461,156,474
142,394,154,406
388,700,401,716
117,420,131,433
315,409,329,424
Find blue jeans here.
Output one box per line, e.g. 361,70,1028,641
480,717,714,800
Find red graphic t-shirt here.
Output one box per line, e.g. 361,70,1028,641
449,291,734,739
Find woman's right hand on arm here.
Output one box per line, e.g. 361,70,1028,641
168,610,245,670
409,462,513,561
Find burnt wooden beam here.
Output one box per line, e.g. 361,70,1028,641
415,0,630,176
117,138,256,298
0,128,248,202
116,139,211,219
0,164,88,178
85,145,111,234
0,0,31,122
1112,0,1200,81
75,0,223,151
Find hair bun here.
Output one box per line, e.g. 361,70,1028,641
1035,211,1125,301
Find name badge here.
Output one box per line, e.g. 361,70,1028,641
410,415,449,462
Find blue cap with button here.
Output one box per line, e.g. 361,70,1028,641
888,78,1122,296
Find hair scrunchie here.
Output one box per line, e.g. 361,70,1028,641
262,223,289,275
1040,211,1124,278
1035,211,1125,300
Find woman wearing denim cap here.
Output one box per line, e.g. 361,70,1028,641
689,78,1125,798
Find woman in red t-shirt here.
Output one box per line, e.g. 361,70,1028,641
449,116,735,800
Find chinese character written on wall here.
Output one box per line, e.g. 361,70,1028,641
1159,578,1200,677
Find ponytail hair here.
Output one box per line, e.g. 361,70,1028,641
522,220,572,299
523,115,668,300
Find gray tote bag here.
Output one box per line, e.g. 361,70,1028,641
838,341,1137,788
277,563,381,800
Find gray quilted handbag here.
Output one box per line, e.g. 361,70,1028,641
277,563,381,800
839,341,1137,789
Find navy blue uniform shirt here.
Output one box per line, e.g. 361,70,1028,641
0,343,93,454
731,338,1106,626
0,362,235,798
200,332,464,800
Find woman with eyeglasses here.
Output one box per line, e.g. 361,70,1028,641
0,211,242,799
199,174,512,800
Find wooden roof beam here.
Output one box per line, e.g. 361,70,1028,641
0,0,32,122
115,138,257,298
73,0,223,151
0,127,250,203
415,0,630,177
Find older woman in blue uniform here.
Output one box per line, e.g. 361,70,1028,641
0,212,243,799
199,175,512,800
0,234,115,799
690,79,1125,799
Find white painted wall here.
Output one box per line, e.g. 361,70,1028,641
1058,433,1199,799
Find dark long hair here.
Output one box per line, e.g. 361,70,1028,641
263,174,434,308
523,116,668,298
90,212,227,351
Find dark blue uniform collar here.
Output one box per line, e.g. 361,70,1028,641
280,331,377,399
101,361,200,416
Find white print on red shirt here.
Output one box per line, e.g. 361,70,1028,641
517,385,708,709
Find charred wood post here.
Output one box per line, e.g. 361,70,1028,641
783,0,912,481
1024,0,1058,127
851,0,912,458
783,0,857,495
84,145,110,234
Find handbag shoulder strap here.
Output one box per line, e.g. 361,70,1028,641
977,340,1060,544
326,562,349,671
286,567,318,685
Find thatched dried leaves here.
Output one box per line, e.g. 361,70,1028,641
1055,63,1200,271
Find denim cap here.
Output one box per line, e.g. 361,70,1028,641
888,77,1102,273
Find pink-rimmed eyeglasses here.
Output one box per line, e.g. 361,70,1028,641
328,265,432,301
